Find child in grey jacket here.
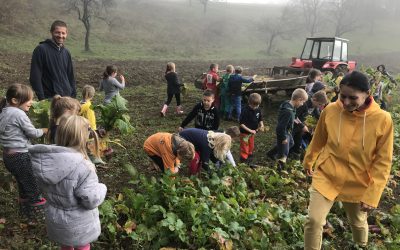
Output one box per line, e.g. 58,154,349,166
0,84,48,219
30,115,107,250
99,65,126,104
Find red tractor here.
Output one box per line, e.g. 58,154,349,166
289,37,356,75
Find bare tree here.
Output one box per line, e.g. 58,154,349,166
358,0,385,34
63,0,115,51
328,0,361,37
295,0,325,36
199,0,209,15
260,4,300,55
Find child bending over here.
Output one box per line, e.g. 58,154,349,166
143,133,195,174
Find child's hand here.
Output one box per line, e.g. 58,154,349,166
119,75,125,82
257,126,265,132
282,139,288,144
172,167,179,174
42,128,48,134
250,129,257,134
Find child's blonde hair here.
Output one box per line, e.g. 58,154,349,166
50,95,81,126
82,85,95,100
207,131,231,162
166,62,176,73
176,140,195,162
249,93,262,106
55,115,90,159
0,84,33,111
312,90,328,104
291,88,308,101
226,65,234,73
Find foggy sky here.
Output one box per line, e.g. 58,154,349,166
227,0,287,4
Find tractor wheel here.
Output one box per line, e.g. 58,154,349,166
334,65,349,76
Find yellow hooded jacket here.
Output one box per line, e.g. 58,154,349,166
303,99,393,208
80,100,97,130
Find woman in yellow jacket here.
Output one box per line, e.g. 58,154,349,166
303,71,393,249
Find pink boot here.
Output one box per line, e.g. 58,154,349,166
160,104,168,117
176,105,184,115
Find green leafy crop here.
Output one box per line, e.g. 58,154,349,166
95,94,135,134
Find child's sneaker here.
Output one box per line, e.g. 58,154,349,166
239,157,248,165
276,158,286,172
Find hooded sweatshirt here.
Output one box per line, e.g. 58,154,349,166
30,39,76,100
275,101,296,142
303,99,393,207
143,133,183,173
180,102,220,131
29,145,107,246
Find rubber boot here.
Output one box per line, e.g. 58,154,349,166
176,105,184,115
160,104,168,117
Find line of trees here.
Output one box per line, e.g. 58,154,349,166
260,0,398,55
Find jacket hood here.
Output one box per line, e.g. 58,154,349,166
334,97,381,150
29,144,86,185
40,39,63,50
279,101,294,111
335,96,380,117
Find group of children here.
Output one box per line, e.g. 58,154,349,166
154,63,335,174
0,64,126,249
149,62,264,174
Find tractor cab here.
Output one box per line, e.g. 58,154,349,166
290,37,356,74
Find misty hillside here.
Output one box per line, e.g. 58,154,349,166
1,0,400,64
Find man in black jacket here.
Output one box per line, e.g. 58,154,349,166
30,20,76,100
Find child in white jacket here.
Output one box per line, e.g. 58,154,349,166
30,115,107,250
